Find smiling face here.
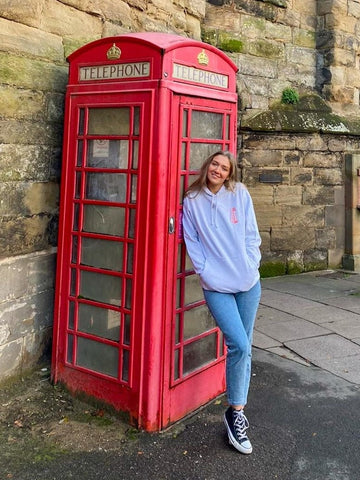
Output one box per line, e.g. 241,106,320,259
206,154,231,193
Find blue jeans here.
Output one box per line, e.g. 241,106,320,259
203,280,261,406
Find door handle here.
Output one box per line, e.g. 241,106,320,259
168,217,175,234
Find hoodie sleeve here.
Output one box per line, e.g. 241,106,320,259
182,197,206,274
243,189,262,268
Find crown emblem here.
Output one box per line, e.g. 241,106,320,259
197,49,209,66
107,43,121,60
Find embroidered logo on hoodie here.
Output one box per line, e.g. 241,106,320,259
230,207,238,224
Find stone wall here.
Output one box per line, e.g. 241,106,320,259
0,0,205,379
203,0,360,275
2,0,360,379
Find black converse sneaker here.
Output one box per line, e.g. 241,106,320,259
224,407,253,454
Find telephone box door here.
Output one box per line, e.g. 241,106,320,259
163,94,237,426
53,90,152,414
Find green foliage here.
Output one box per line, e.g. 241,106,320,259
281,87,300,105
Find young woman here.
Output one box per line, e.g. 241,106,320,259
182,151,261,454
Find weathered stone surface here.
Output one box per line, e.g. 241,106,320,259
0,17,64,62
303,186,335,205
0,0,45,28
39,1,102,38
282,205,324,228
0,52,68,92
271,226,316,250
274,185,302,205
0,216,54,257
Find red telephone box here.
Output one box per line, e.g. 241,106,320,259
52,32,238,431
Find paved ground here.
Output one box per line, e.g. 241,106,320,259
254,269,360,385
2,270,360,480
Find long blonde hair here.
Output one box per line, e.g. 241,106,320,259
185,151,239,196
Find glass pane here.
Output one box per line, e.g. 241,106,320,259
184,274,203,305
70,269,77,295
85,173,127,202
78,108,85,135
226,114,230,140
128,209,136,238
78,303,120,341
125,278,132,309
75,172,82,198
67,334,73,363
191,111,223,139
177,247,182,273
132,140,139,169
71,236,78,263
76,337,118,377
174,349,180,381
130,175,137,203
73,203,79,231
184,305,215,340
80,270,121,306
124,314,131,345
183,334,217,376
81,237,123,271
77,140,83,167
88,107,130,136
179,175,185,205
176,278,182,308
83,205,125,236
181,143,186,170
87,140,128,169
126,243,134,274
182,110,188,137
133,107,140,135
189,143,222,170
68,301,75,330
122,349,129,382
175,313,181,344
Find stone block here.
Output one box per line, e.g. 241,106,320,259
293,28,316,48
304,152,341,168
282,205,324,227
0,18,64,62
303,186,335,205
296,134,328,151
0,144,61,182
0,0,45,28
285,45,316,67
255,204,283,228
325,204,346,227
293,0,316,15
40,1,102,38
247,185,274,205
315,228,336,249
274,186,302,205
243,134,296,150
0,85,45,120
0,182,58,216
248,38,284,59
0,53,68,93
271,227,316,250
0,216,53,257
314,168,343,185
241,149,282,167
237,54,278,78
0,119,63,146
349,0,360,18
290,168,313,185
329,248,344,268
0,338,23,379
23,327,52,367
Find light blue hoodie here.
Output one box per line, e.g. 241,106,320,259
182,183,261,293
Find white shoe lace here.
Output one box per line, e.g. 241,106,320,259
233,410,249,441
